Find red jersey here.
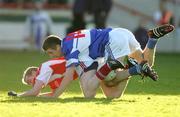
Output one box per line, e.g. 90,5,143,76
34,57,77,90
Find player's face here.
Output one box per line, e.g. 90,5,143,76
45,46,61,58
25,71,37,86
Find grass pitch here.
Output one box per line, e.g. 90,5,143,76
0,51,180,117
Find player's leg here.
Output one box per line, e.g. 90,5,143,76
98,28,157,82
100,56,157,99
100,69,130,99
107,56,158,82
142,46,156,67
77,61,100,98
80,69,99,98
106,28,153,80
112,24,174,81
143,24,175,66
79,61,129,98
100,79,129,98
97,26,173,96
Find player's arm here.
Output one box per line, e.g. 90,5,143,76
39,71,78,98
38,88,56,97
18,80,44,97
38,92,54,97
51,65,75,98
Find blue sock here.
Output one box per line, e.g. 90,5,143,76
128,65,140,75
147,38,158,49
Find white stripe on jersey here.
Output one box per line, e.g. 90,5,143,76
36,59,65,85
75,30,93,62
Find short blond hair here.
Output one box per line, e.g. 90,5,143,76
22,66,38,85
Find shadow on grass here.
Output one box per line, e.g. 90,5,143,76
0,96,136,104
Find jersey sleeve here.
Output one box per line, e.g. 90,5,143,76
36,63,53,86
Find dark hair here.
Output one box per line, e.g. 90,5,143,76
42,35,61,51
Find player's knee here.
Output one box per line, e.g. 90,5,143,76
84,91,96,98
82,86,96,98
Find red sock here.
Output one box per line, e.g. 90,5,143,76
96,63,112,80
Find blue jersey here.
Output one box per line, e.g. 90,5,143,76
62,28,112,67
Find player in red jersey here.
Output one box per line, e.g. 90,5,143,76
8,57,77,98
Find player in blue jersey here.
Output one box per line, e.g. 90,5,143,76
42,24,174,98
24,0,53,50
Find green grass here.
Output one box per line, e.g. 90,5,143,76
0,51,180,117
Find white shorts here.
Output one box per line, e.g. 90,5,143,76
75,58,105,77
75,28,142,77
105,28,142,59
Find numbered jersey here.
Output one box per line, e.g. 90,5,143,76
62,28,112,67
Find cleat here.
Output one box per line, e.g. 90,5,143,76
126,57,138,68
107,57,125,70
8,91,17,96
139,61,158,81
148,24,174,39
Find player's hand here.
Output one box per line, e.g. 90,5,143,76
8,91,17,97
